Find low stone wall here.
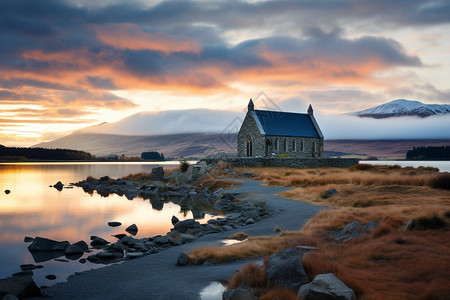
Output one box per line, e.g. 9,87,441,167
201,157,360,168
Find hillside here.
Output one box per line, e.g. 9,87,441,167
34,133,450,159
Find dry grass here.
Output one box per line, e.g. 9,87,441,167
228,263,268,290
190,165,450,299
228,232,249,241
196,178,243,192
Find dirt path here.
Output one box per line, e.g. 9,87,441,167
36,178,323,300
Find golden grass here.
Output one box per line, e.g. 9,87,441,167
227,232,249,241
190,165,450,299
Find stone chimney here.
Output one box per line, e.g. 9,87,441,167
248,98,255,111
307,104,313,115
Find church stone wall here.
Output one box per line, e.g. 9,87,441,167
237,112,266,157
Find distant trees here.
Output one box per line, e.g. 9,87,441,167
406,146,450,160
0,145,93,160
141,151,165,161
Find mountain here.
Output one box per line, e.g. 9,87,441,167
350,99,450,118
34,133,238,158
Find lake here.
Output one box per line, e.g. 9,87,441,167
0,161,211,287
361,160,450,172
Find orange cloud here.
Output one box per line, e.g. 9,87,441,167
93,23,202,54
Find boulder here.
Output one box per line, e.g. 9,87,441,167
108,221,122,227
0,275,40,299
222,288,258,300
73,240,89,252
126,252,144,259
266,247,309,290
126,224,138,236
154,235,174,245
53,181,64,191
27,237,70,252
90,237,109,246
152,166,164,181
173,219,199,233
298,273,356,300
64,244,84,256
324,188,339,199
176,252,190,266
23,236,34,243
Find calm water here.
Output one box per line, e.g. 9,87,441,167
362,160,450,172
0,162,209,287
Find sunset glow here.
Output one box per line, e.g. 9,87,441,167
1,0,449,145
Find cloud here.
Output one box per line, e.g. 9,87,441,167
93,23,202,54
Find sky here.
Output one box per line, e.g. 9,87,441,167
1,0,450,146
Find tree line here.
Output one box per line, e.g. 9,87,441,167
406,146,450,160
141,151,165,161
0,145,93,160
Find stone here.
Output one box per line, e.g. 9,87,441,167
152,166,164,181
179,233,197,244
242,171,254,177
245,218,256,225
90,237,109,246
108,221,122,227
222,288,258,300
73,240,89,252
125,224,138,236
126,252,144,259
176,252,190,266
154,235,174,245
0,293,19,300
112,234,127,240
23,236,34,243
45,275,56,280
53,181,64,191
27,237,70,252
4,190,10,195
119,236,137,247
96,252,116,260
266,247,309,290
324,188,339,199
340,221,361,235
171,215,180,225
298,273,356,300
64,244,84,256
173,219,199,233
79,258,87,264
0,275,40,299
19,264,43,271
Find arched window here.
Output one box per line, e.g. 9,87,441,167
275,138,279,151
293,140,297,152
300,140,304,152
313,141,316,153
283,139,287,151
246,136,253,156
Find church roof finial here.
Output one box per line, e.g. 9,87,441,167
308,104,313,115
248,98,254,111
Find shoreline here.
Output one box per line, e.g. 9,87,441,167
32,177,324,299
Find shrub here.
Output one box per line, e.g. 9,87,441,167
351,164,374,171
277,154,292,158
411,216,446,230
228,263,267,290
179,158,190,172
429,173,450,190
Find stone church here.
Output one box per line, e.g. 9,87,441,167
237,99,324,157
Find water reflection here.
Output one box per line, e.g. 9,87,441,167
200,281,226,300
0,162,210,287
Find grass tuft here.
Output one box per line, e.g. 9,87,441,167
429,173,450,190
228,263,267,290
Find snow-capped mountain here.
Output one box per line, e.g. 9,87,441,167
350,99,450,118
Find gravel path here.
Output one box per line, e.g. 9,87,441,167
36,178,323,300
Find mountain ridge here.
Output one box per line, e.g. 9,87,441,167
350,99,450,118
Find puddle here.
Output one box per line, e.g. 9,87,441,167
199,281,226,300
220,238,248,246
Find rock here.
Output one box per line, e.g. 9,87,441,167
73,240,89,252
298,273,356,300
45,275,56,280
96,252,117,260
222,288,258,300
53,181,64,191
245,218,256,225
154,235,174,245
108,221,122,227
171,215,180,225
99,176,110,182
0,275,40,299
119,236,137,247
340,221,361,235
152,166,164,181
179,233,197,244
90,237,109,246
173,219,199,233
0,293,19,300
125,224,138,236
23,236,34,243
176,252,190,266
242,171,254,177
79,258,87,264
64,244,84,256
324,188,339,199
266,247,309,290
4,190,10,195
19,264,43,271
54,258,69,262
112,234,127,240
27,237,70,252
126,252,144,259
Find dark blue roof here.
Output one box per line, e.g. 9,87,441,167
252,110,320,137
